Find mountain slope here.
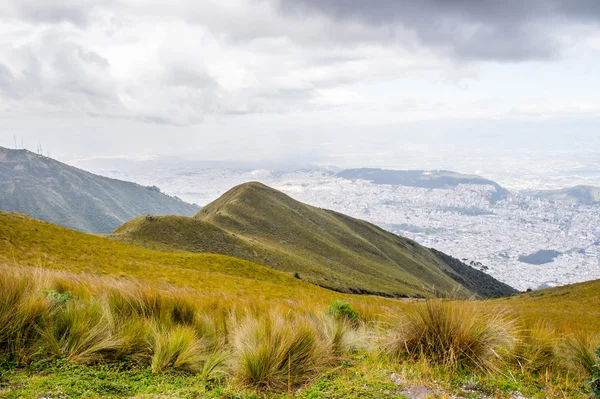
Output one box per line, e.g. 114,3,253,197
0,147,199,233
525,185,600,205
488,278,600,333
113,182,517,298
337,168,509,202
0,211,334,302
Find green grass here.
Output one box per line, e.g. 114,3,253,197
489,278,600,333
0,211,341,304
112,182,515,298
1,211,599,398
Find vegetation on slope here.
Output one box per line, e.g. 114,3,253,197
114,182,516,298
0,147,198,233
0,212,337,303
489,278,600,333
0,212,599,398
525,185,600,205
1,265,598,398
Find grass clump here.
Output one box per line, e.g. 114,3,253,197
513,322,557,373
231,315,329,391
150,323,205,373
385,300,515,372
560,331,600,377
41,300,121,363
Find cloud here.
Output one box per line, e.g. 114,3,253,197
3,0,107,26
0,0,599,127
0,31,122,115
276,0,600,61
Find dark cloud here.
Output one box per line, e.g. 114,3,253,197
277,0,600,61
7,0,106,26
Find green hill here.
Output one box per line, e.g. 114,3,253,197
0,147,199,234
0,211,334,302
113,182,517,298
490,278,600,333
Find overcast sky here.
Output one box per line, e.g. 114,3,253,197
1,0,600,168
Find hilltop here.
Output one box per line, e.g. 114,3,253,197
0,147,199,233
113,182,517,298
337,168,509,202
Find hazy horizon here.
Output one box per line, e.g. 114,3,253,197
2,1,600,189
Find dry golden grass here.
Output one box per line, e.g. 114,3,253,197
1,211,599,396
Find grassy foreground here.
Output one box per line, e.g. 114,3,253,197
1,264,598,398
1,212,599,398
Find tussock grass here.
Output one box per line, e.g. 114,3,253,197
560,332,600,377
0,265,356,392
1,263,598,396
150,323,205,373
513,322,558,373
230,314,328,391
385,300,516,372
41,300,120,363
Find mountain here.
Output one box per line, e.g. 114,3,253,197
336,168,509,202
524,185,600,205
113,182,517,298
0,147,199,233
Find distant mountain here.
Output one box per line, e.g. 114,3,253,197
113,182,517,298
336,168,509,202
525,185,600,205
0,147,199,233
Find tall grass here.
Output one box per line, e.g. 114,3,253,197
1,264,597,394
385,300,516,372
230,314,331,390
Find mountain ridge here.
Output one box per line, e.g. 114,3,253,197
0,147,199,233
114,181,517,298
336,168,509,202
524,185,600,205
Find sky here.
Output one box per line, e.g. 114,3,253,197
1,0,600,172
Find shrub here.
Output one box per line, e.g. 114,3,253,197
385,300,516,372
591,345,600,397
43,289,72,307
326,300,359,326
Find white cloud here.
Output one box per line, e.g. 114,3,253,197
0,0,599,160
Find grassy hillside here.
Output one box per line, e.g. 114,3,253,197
114,182,516,298
0,212,338,303
1,211,599,398
491,278,600,333
0,147,198,233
